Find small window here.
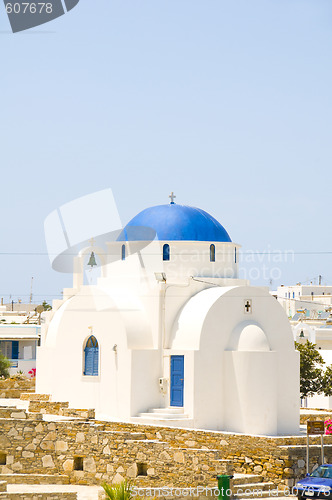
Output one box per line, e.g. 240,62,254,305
74,456,84,471
84,336,99,376
163,244,170,261
137,463,148,476
121,244,126,261
210,244,215,262
293,292,295,298
0,453,6,465
235,247,237,264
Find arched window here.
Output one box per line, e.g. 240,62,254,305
163,244,170,261
84,336,99,376
210,244,215,262
121,244,126,261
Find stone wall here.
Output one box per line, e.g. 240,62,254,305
1,408,332,489
96,421,332,487
300,413,332,424
0,417,230,488
28,401,95,419
0,378,35,399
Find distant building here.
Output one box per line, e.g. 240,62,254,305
276,284,332,318
0,304,41,376
277,284,332,409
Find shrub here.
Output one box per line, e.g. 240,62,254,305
101,480,133,500
0,353,11,378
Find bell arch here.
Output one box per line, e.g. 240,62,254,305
73,246,107,288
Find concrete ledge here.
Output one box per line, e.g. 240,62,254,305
0,494,77,499
0,475,70,485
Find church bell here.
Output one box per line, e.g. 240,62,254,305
87,251,97,268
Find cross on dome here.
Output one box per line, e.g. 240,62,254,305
169,191,176,204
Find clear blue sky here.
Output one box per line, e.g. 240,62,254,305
1,0,332,303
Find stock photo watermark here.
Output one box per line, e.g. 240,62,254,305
131,485,325,497
3,0,80,33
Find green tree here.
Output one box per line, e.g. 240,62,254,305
295,341,325,398
41,301,52,311
322,365,332,397
0,352,11,378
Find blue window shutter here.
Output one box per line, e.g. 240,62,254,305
12,341,19,360
84,345,99,376
84,348,93,376
92,347,99,376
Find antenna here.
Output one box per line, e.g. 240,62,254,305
29,277,33,304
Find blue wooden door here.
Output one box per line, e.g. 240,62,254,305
170,355,184,407
11,341,19,360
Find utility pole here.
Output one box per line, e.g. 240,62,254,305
29,277,33,304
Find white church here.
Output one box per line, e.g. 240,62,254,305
37,194,300,436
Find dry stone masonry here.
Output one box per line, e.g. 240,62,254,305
0,392,331,491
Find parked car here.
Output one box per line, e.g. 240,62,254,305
295,465,332,498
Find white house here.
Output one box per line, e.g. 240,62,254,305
0,302,42,375
36,198,299,436
279,285,332,410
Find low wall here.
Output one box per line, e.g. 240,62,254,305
1,408,331,488
28,401,95,419
0,378,35,399
0,418,230,488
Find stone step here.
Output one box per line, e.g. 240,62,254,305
0,408,28,419
149,407,186,415
130,415,195,428
0,474,70,485
138,411,189,419
0,389,33,399
20,393,50,402
232,474,264,485
233,481,275,493
28,401,69,413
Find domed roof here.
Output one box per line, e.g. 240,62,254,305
117,203,232,242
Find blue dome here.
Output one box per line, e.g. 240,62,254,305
117,204,232,242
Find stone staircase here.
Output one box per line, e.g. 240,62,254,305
19,393,96,419
132,473,290,499
136,406,191,422
232,473,287,498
